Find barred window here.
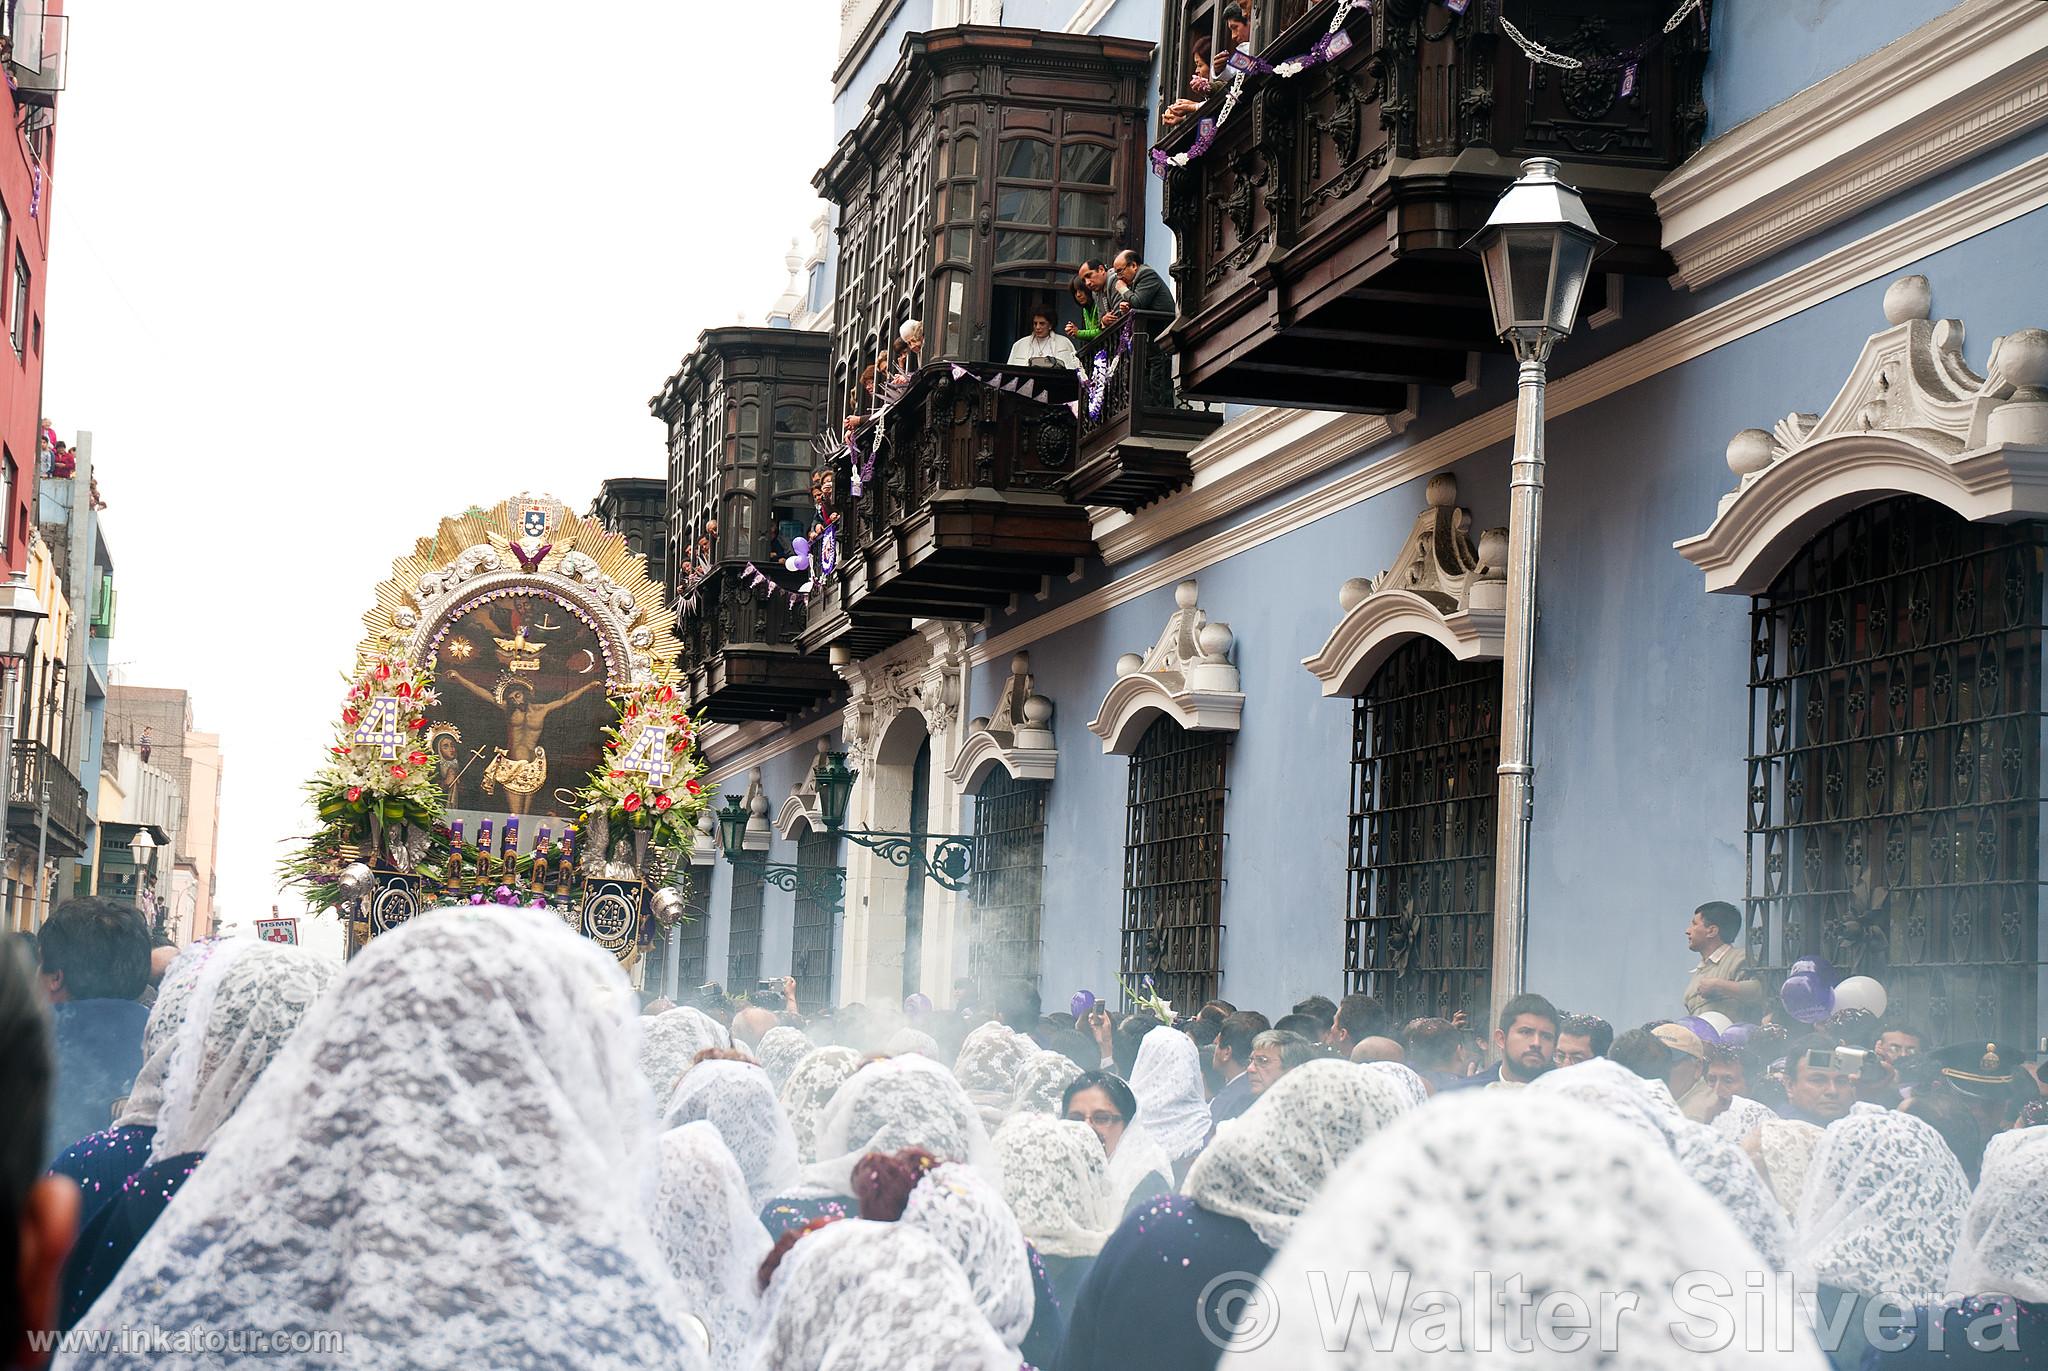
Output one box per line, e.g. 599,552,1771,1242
676,876,709,992
1345,640,1501,1023
1746,496,2043,1045
727,864,764,991
971,772,1048,990
1121,718,1229,1009
793,828,839,1010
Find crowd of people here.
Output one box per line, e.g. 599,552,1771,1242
2,893,2044,1368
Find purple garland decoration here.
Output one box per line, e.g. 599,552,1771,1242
1080,319,1136,422
1150,1,1362,177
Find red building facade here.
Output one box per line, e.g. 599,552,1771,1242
0,1,61,574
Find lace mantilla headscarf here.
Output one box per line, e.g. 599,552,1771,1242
954,1020,1035,1128
749,1218,1016,1371
756,1026,814,1092
652,1122,770,1371
1712,1095,1779,1142
114,939,227,1130
150,940,338,1162
664,1058,800,1208
1792,1107,1970,1305
780,1045,863,1166
1674,1119,1793,1272
64,905,710,1370
883,1026,942,1059
1006,1048,1081,1119
1127,1024,1210,1162
802,1053,992,1195
1946,1125,2048,1303
1184,1059,1421,1250
1754,1119,1824,1216
640,1005,732,1102
1234,1090,1820,1370
991,1114,1115,1259
899,1161,1035,1348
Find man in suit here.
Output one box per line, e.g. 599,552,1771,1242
1442,992,1558,1091
1106,249,1177,322
1207,1009,1268,1126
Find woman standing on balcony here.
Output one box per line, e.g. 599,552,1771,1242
1064,276,1105,348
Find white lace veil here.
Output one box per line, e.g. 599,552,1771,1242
1530,1058,1682,1146
114,940,226,1130
882,1027,942,1059
1006,1048,1081,1119
1103,1121,1173,1216
748,1218,1015,1370
1946,1125,2048,1303
1755,1119,1824,1215
150,940,338,1162
991,1113,1115,1259
640,1005,732,1101
756,1026,814,1092
65,905,709,1370
899,1161,1035,1348
780,1045,863,1166
1791,1107,1970,1304
1712,1095,1779,1142
1127,1024,1209,1161
653,1122,770,1371
802,1053,992,1195
664,1058,800,1207
1674,1119,1793,1271
1235,1090,1819,1370
1358,1060,1430,1111
954,1021,1034,1128
1183,1059,1419,1249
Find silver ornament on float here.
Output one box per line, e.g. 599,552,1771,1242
335,861,375,901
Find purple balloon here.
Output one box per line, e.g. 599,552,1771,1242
1677,1015,1722,1045
1780,972,1835,1024
1719,1023,1756,1047
902,992,932,1018
1789,955,1837,985
1071,990,1097,1019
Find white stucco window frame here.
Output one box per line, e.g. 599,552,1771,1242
1088,579,1243,756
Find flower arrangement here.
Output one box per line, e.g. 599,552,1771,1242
283,653,450,909
584,682,712,861
1119,974,1175,1025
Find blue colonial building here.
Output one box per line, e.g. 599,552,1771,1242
645,0,2048,1049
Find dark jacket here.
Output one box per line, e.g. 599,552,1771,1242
47,998,149,1166
1117,265,1177,318
1207,1070,1254,1128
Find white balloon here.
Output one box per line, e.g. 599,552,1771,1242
1697,1011,1732,1034
1830,975,1888,1018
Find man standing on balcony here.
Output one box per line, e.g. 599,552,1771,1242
1107,249,1177,322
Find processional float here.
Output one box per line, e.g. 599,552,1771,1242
285,494,711,976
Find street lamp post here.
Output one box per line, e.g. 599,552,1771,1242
808,751,974,891
128,828,158,929
1465,157,1609,1025
0,571,45,928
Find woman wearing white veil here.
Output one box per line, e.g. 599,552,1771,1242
954,1020,1035,1130
663,1058,801,1208
651,1122,771,1371
1123,1024,1209,1180
748,1219,1014,1371
58,939,336,1331
991,1114,1115,1311
1061,1059,1421,1371
754,1025,813,1092
55,905,710,1370
780,1044,863,1165
639,1004,732,1101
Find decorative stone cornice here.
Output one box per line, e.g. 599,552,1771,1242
1676,276,2048,595
1302,474,1507,697
1088,579,1242,755
947,653,1056,789
776,740,831,839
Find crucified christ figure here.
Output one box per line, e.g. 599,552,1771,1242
446,673,605,816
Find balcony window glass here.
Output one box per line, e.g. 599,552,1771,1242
996,187,1053,225
954,132,979,176
1057,235,1106,265
1061,143,1114,185
999,138,1052,181
946,228,974,263
948,182,976,222
9,251,25,356
996,230,1048,266
1060,192,1112,231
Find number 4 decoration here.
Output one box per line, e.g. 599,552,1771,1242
616,723,672,785
352,695,404,760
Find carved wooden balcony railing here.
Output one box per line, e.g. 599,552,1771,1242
802,363,1097,659
1155,0,1709,411
676,564,842,722
1069,309,1224,511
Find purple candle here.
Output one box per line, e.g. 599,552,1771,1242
478,819,493,855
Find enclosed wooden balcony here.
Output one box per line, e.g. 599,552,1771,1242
652,326,841,720
1155,0,1708,411
801,363,1096,658
1069,309,1224,511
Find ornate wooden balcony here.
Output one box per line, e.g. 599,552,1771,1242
802,363,1097,658
675,564,841,722
1070,310,1224,511
1155,0,1708,411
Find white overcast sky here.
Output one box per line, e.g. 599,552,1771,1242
43,2,837,946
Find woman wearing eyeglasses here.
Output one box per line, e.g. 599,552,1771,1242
1061,1070,1172,1217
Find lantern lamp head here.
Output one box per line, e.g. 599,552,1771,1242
716,795,750,862
1464,158,1612,355
814,751,857,833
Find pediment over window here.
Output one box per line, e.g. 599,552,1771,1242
1676,276,2048,595
1302,474,1507,698
1088,579,1242,755
776,740,831,839
947,653,1057,789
